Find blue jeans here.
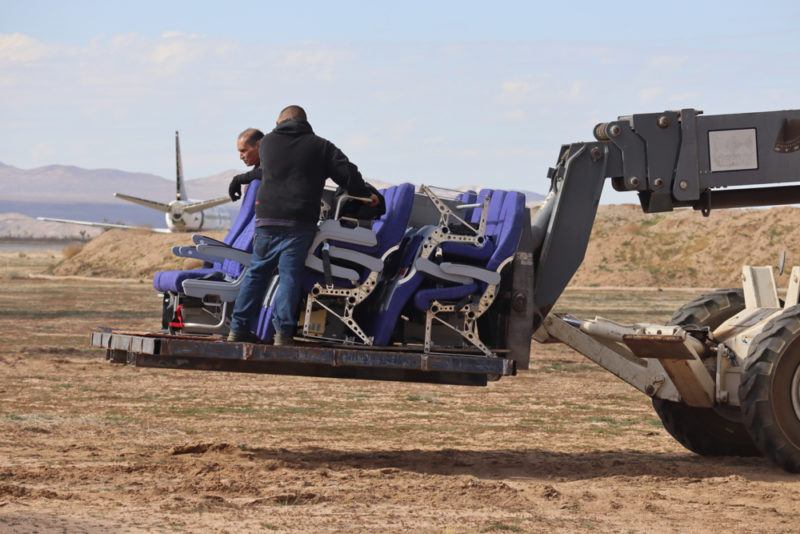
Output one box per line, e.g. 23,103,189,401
229,226,316,336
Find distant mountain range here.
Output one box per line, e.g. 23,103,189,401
0,161,546,238
0,161,242,229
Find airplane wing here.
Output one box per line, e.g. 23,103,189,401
113,193,171,212
36,217,173,234
182,196,231,214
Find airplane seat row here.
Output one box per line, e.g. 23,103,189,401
286,182,415,344
364,189,524,353
152,179,260,294
152,182,525,356
153,179,261,331
407,191,526,354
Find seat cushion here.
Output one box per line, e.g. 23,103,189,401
412,283,479,311
152,268,222,292
152,179,260,292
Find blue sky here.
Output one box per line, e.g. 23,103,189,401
2,0,799,203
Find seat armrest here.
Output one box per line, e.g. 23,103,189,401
172,245,195,257
171,245,219,264
196,243,252,267
328,246,384,273
305,255,360,281
192,234,226,247
439,262,501,285
414,257,474,285
315,220,377,247
182,269,247,302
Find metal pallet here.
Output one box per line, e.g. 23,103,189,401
90,330,515,386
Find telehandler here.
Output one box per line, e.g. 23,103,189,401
93,108,800,472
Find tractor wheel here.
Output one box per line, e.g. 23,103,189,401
652,289,760,456
739,305,800,472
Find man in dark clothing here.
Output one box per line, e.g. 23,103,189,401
227,105,377,345
229,128,264,200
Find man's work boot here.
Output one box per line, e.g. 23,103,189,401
227,330,261,343
272,332,293,346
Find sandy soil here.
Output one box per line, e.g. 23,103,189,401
573,204,800,288
1,269,799,533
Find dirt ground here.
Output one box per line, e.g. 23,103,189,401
1,251,800,533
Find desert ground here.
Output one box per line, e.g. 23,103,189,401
1,234,800,533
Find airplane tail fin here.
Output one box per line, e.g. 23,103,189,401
183,197,231,214
114,193,171,212
175,130,188,201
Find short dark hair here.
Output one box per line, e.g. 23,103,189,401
278,105,307,122
238,128,264,146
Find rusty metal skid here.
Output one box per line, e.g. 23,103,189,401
91,331,514,386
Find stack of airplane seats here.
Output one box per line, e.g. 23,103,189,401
253,183,416,344
366,188,525,355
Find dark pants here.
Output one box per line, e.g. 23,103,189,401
229,226,316,336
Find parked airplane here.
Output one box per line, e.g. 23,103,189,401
38,132,232,233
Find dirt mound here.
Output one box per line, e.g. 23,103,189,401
572,205,800,287
50,229,227,279
51,206,800,286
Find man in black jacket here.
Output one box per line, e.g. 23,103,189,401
227,105,377,345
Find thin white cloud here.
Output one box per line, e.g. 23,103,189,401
282,48,348,81
569,81,584,99
505,109,526,121
30,142,55,162
668,91,701,103
388,118,418,137
500,77,585,108
648,55,688,68
0,33,54,62
639,87,664,103
345,133,377,150
151,39,203,66
501,80,538,98
161,31,202,39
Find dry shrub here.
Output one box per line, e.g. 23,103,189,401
62,243,84,259
182,258,204,270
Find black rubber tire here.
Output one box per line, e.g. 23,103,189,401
652,288,761,457
739,305,800,472
667,288,745,331
653,399,759,456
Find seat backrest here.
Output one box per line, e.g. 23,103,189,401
223,179,260,246
219,215,256,278
370,183,416,256
485,191,525,271
217,179,260,276
469,189,493,225
455,190,477,222
482,190,508,236
438,189,500,261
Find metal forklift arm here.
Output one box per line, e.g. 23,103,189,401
531,108,800,325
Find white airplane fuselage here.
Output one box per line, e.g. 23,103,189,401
166,200,231,232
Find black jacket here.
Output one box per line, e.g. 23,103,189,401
235,119,370,224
